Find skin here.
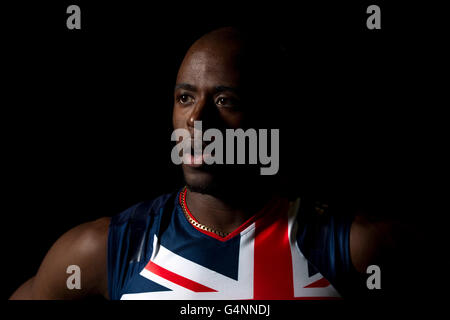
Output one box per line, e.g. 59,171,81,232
9,217,110,299
173,28,269,233
10,27,394,300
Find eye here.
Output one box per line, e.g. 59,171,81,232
177,94,194,105
216,97,238,108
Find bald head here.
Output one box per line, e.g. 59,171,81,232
188,27,246,56
176,27,246,95
172,27,287,194
173,26,285,130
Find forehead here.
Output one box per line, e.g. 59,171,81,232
176,47,242,87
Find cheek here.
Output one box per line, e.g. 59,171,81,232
172,106,184,129
221,111,245,129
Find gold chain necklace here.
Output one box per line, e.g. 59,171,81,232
180,186,231,238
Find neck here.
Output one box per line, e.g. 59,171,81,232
185,185,273,234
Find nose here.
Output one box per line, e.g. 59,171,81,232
186,96,209,132
185,95,223,135
187,105,203,129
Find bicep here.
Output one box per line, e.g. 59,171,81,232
9,277,35,300
11,217,110,300
349,215,394,274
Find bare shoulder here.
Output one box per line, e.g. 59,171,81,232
349,215,395,273
10,217,111,300
57,217,111,256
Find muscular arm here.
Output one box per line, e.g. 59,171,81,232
9,217,110,300
349,215,396,273
349,214,427,297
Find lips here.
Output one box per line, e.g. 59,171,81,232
182,140,213,167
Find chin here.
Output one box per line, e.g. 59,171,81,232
182,165,218,195
182,164,262,197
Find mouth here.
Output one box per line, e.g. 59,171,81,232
182,140,213,168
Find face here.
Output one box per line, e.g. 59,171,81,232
172,37,251,193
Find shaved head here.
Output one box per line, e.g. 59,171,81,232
177,27,247,104
187,27,246,56
172,26,286,196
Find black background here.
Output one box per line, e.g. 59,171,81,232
3,0,448,303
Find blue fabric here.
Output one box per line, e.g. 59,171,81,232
296,201,362,297
107,193,172,300
107,190,360,299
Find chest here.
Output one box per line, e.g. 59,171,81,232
119,212,341,300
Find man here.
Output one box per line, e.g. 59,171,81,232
10,27,403,300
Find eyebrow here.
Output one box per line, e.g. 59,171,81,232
174,83,240,95
174,83,197,92
215,86,240,95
